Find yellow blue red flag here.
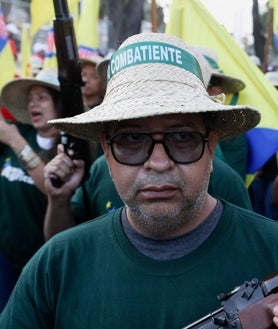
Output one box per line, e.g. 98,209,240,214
43,27,57,69
20,24,32,77
166,0,278,175
0,8,16,90
30,0,80,37
77,0,100,58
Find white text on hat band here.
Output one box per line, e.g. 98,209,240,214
108,41,203,82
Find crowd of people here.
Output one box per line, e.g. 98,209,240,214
0,29,278,328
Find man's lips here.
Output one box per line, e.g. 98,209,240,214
140,185,178,199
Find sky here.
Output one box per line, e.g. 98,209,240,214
158,0,269,39
201,0,268,35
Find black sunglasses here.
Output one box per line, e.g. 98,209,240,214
106,130,209,166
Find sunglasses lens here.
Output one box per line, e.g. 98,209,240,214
107,131,207,165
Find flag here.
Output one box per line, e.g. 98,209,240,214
0,8,16,90
166,0,278,176
270,0,278,52
43,27,57,69
77,0,100,58
0,7,17,121
30,0,80,37
20,23,32,77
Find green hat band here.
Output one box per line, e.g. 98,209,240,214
204,54,224,74
108,41,204,83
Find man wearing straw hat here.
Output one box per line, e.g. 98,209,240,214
42,52,252,240
2,32,278,328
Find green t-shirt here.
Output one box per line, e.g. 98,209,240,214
0,123,47,269
71,155,123,223
219,134,248,181
71,155,252,224
1,202,278,328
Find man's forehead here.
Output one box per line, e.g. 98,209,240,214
108,113,205,130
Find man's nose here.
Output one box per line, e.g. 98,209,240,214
143,142,174,171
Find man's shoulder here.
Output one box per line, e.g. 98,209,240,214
88,155,109,176
223,201,278,228
213,157,239,177
50,207,123,243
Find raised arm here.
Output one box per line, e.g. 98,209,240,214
43,144,85,240
0,117,46,193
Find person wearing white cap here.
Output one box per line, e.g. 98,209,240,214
0,68,62,312
2,32,278,328
197,45,248,182
79,54,107,110
265,71,278,89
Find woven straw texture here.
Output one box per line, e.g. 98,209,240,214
49,32,260,141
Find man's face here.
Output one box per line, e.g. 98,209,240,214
101,113,218,238
81,63,106,98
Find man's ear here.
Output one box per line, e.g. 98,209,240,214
100,135,109,158
207,130,219,157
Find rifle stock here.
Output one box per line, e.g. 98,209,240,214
51,0,91,187
183,274,278,329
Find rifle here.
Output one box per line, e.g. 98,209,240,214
50,0,91,187
183,273,278,329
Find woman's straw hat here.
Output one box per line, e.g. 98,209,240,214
1,67,59,124
197,45,246,94
49,32,260,141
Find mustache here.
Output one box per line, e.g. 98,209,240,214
133,174,184,189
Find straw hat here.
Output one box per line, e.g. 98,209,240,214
79,54,104,68
197,46,246,94
265,71,278,88
1,67,59,124
6,23,20,35
49,32,260,142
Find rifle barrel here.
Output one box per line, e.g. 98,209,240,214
53,0,70,19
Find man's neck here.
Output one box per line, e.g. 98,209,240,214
121,200,223,260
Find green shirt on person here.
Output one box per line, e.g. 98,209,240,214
1,202,278,328
0,123,46,269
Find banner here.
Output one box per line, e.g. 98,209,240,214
166,0,278,175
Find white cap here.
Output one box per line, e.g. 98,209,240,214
6,23,20,35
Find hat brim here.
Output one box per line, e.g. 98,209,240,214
211,71,246,94
49,87,260,142
1,78,59,124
